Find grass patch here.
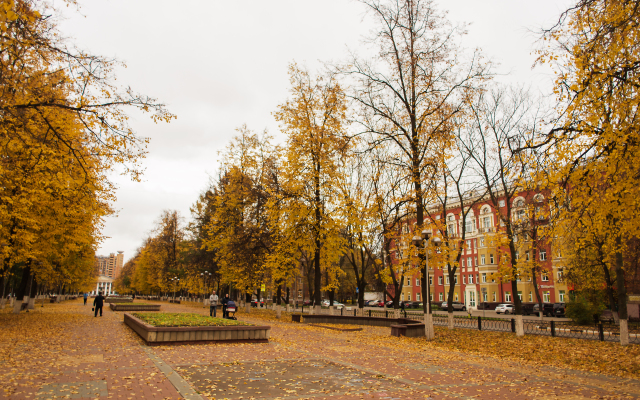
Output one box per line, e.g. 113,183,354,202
133,312,251,327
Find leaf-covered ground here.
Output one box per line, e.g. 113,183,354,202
2,299,639,400
237,307,640,379
133,312,251,327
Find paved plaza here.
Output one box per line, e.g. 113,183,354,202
1,300,639,399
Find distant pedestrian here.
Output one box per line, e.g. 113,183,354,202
400,301,405,312
221,294,229,318
132,293,136,301
93,292,105,317
209,291,218,317
83,292,88,306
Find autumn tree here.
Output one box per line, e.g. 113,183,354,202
272,65,349,309
464,86,543,334
346,0,487,338
539,0,640,345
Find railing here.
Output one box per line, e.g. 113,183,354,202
287,306,640,344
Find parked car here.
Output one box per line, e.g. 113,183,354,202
532,303,555,317
553,303,566,317
251,299,264,308
476,302,499,311
302,300,314,306
440,301,466,311
495,303,514,314
404,301,417,309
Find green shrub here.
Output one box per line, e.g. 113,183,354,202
565,296,604,325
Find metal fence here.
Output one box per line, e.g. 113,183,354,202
288,304,639,344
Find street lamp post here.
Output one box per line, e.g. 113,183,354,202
171,277,179,302
413,230,441,340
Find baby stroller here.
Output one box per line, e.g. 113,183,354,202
225,300,237,320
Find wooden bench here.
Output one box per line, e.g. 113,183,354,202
600,310,615,324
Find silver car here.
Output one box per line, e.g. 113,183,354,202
495,303,514,314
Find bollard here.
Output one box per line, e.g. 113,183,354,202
598,323,604,341
550,320,556,337
385,310,388,318
478,316,482,331
354,309,357,317
341,307,344,316
369,309,371,317
511,318,516,333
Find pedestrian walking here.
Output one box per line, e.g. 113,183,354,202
132,293,136,301
93,292,105,317
83,292,88,306
221,294,229,318
209,291,219,317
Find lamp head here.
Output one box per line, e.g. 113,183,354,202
433,237,442,246
411,235,422,246
421,229,431,240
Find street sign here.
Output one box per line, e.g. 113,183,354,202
260,284,265,292
356,288,359,293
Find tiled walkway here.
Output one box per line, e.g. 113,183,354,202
1,300,638,399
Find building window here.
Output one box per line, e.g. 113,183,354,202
448,224,456,236
467,258,472,268
455,293,459,301
401,293,404,301
407,293,411,301
528,292,533,302
480,237,485,247
445,275,450,285
483,292,488,302
517,291,522,300
543,291,550,303
439,292,443,301
526,251,530,261
469,275,474,284
483,216,491,229
406,278,411,287
463,276,466,284
492,292,497,302
490,254,494,264
481,255,486,265
505,292,511,302
465,217,475,233
542,273,549,282
514,251,519,260
430,293,433,301
482,273,486,283
559,290,565,302
454,275,458,284
499,200,505,207
438,276,443,285
469,291,476,307
417,278,421,286
557,270,563,282
417,293,420,301
540,251,546,261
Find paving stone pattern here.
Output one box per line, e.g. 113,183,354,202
1,300,639,400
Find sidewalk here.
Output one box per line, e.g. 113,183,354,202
1,299,639,399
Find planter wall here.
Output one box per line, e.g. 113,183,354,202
109,304,161,312
391,323,426,337
105,298,133,304
301,314,421,327
124,313,270,345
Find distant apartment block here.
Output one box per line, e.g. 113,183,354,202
94,251,124,279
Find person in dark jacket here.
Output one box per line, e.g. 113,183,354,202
221,294,229,318
93,292,105,317
83,292,88,305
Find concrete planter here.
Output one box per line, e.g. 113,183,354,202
302,315,424,336
123,313,270,345
105,298,133,304
109,304,161,312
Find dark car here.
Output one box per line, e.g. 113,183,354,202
404,301,417,309
553,303,565,317
532,303,555,317
250,299,264,308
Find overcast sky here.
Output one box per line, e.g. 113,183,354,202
57,0,572,263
